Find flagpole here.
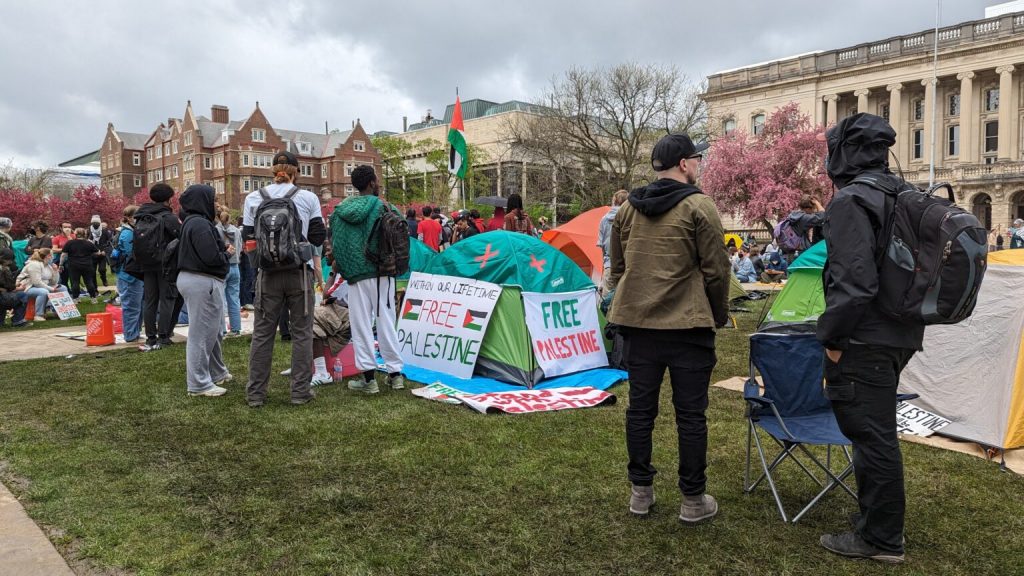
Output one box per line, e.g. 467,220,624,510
929,0,940,187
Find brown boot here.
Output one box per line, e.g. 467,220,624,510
679,493,718,524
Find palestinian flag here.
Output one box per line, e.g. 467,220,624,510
463,309,487,331
448,97,467,179
402,299,422,321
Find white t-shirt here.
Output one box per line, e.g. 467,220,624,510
242,182,321,237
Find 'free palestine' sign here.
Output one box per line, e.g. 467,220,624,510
523,289,607,378
396,272,502,379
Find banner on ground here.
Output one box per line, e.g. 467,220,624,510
412,382,615,414
896,401,952,437
48,292,80,320
523,289,607,378
396,272,502,379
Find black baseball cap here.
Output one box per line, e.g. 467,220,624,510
272,150,299,167
651,133,709,171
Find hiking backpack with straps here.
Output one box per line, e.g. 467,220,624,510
773,218,805,252
254,186,310,271
365,202,410,277
851,174,987,325
130,212,168,269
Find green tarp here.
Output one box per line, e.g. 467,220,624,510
766,242,827,323
12,239,27,269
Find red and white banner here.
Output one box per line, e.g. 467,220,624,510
522,289,607,378
411,383,615,414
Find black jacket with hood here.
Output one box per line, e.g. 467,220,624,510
818,113,925,352
132,202,182,273
176,185,229,279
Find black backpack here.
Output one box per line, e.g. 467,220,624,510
366,203,410,277
254,186,310,271
852,175,987,325
131,212,168,269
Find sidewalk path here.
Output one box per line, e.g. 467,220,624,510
0,480,75,576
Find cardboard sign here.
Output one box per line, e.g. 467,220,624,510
48,291,80,320
396,272,502,379
896,401,951,437
523,289,607,378
411,383,615,414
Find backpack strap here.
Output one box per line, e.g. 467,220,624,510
285,185,300,199
849,174,905,269
258,187,271,202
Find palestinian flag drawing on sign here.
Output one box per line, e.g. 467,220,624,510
463,309,487,331
402,299,422,321
448,96,467,179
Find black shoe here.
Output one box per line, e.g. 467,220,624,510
157,338,173,347
820,532,904,564
290,393,315,406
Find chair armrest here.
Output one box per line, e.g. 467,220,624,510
743,378,773,406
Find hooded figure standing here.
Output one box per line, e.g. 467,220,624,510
817,113,923,564
176,185,233,398
607,133,732,524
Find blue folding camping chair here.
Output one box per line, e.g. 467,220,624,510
743,323,856,523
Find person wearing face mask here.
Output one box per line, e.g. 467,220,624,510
88,215,113,288
50,222,73,284
61,227,102,303
16,248,67,320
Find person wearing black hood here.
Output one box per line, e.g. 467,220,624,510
131,183,184,351
176,184,233,398
817,113,923,564
607,133,732,523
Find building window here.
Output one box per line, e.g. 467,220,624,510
913,99,924,121
321,164,328,178
164,143,170,156
172,141,178,154
912,129,923,159
947,125,960,157
133,175,142,187
132,152,141,166
300,164,312,177
985,88,1000,112
155,145,162,159
879,104,890,122
184,131,192,146
172,165,179,178
252,128,266,142
156,169,163,181
723,118,736,135
345,163,355,176
751,114,766,136
345,185,355,196
147,148,153,161
985,121,999,153
204,156,211,169
948,93,961,116
298,141,311,154
353,140,365,152
243,178,251,192
242,153,250,167
215,154,224,169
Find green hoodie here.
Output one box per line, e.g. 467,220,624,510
330,195,399,284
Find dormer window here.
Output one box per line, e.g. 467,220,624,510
297,141,311,154
252,128,266,142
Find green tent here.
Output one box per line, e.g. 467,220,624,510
765,241,826,323
425,231,596,387
398,237,438,284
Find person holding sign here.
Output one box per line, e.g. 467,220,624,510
330,165,405,394
607,133,731,524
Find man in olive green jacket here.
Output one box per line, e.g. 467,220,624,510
607,133,732,524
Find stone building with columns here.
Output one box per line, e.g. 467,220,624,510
704,6,1024,232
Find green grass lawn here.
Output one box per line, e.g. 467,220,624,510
0,302,1022,575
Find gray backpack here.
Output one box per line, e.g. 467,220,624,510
254,186,310,271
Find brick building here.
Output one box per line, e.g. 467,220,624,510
100,101,381,209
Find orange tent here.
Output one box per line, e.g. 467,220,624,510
541,206,611,284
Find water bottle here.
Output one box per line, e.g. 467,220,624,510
332,357,344,382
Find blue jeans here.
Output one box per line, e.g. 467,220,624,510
224,264,241,333
736,272,758,283
117,276,144,342
21,286,67,316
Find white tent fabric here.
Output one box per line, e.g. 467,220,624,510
900,263,1024,449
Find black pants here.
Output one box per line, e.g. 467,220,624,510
624,328,717,495
68,264,97,299
143,269,183,344
279,305,290,338
825,344,915,554
94,255,108,287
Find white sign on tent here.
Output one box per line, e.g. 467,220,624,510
896,401,951,437
395,272,502,379
523,289,607,378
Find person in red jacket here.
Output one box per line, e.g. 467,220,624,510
417,205,442,251
487,207,505,232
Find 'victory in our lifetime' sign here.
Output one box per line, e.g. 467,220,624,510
396,272,502,379
523,289,607,378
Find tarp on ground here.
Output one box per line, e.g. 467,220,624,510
541,206,610,284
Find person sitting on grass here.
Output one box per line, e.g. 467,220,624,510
734,249,758,283
760,250,789,283
17,248,66,321
0,248,28,327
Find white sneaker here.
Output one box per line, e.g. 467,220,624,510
311,372,332,387
215,373,234,386
34,316,46,322
188,385,228,397
280,368,292,376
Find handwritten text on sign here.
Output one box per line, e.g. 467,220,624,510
896,401,951,437
523,289,607,378
411,383,615,414
396,272,502,379
48,291,80,320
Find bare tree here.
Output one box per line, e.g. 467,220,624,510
502,63,707,210
0,160,62,196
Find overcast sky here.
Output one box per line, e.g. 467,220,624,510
0,0,997,167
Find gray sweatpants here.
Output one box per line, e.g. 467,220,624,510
246,268,315,403
177,271,229,393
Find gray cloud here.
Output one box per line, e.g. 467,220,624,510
0,0,993,167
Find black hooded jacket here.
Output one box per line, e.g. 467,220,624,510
176,185,229,279
817,113,925,351
628,178,702,216
132,202,181,272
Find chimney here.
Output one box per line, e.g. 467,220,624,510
426,108,433,122
211,105,229,124
402,116,407,132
